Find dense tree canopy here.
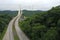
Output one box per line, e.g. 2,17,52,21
0,11,18,40
19,6,60,40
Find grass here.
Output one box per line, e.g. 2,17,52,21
12,17,20,40
13,25,20,40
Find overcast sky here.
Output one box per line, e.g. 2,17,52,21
0,0,60,11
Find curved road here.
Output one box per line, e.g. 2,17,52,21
15,10,29,40
3,13,18,40
3,9,29,40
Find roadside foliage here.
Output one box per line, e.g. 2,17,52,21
19,6,60,40
0,11,18,40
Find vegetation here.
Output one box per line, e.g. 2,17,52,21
19,6,60,40
22,10,44,17
13,19,20,40
0,11,18,40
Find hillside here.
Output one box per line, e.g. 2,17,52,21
0,11,18,40
0,11,18,18
19,6,60,40
22,10,44,17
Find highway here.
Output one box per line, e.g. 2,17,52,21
3,9,29,40
15,9,29,40
3,13,18,40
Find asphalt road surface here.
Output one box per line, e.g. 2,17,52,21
3,16,17,40
3,9,29,40
15,10,29,40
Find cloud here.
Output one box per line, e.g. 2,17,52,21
0,0,60,10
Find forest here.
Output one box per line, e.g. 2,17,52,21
22,10,44,17
0,11,18,40
19,6,60,40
